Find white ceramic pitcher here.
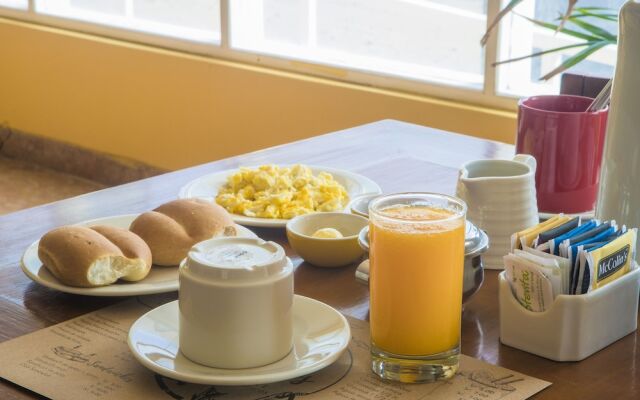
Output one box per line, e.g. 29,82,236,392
456,154,539,269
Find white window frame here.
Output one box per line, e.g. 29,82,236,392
0,0,586,111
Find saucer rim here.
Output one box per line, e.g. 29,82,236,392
127,295,351,385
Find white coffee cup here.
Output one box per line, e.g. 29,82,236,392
179,237,293,369
456,154,539,269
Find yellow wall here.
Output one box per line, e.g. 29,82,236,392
0,18,517,170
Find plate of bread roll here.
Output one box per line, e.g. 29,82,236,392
21,199,257,296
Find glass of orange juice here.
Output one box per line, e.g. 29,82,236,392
368,192,466,383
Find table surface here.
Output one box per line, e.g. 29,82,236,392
0,120,636,400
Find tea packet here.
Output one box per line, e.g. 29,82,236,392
559,221,615,259
510,215,563,250
511,215,571,251
575,229,637,294
549,220,599,256
504,254,554,312
519,216,572,250
567,223,620,291
534,217,581,251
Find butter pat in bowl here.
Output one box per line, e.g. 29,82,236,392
286,213,368,267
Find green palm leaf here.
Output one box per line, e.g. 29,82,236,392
567,13,618,22
574,7,614,11
492,43,589,67
515,13,600,41
540,41,610,81
572,8,618,21
568,17,617,41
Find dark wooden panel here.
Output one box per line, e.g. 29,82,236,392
560,72,609,98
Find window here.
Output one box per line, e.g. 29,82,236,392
0,0,27,9
31,1,220,43
0,0,621,107
230,0,488,90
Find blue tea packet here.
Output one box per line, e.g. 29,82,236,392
559,221,613,258
535,216,582,250
575,229,637,295
569,226,620,294
567,222,617,268
550,220,599,256
571,227,627,294
535,216,581,251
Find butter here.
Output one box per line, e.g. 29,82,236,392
312,228,343,239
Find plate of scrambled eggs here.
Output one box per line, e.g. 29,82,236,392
178,164,381,227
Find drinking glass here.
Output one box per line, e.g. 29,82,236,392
368,192,466,382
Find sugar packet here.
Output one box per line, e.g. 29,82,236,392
513,250,563,298
519,247,572,295
504,254,555,312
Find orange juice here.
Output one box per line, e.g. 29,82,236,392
369,205,465,356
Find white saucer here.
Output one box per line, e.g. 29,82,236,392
127,295,351,385
20,214,257,296
178,165,382,228
347,192,382,218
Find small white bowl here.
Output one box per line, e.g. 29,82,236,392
286,213,368,268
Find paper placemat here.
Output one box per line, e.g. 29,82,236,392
0,298,550,399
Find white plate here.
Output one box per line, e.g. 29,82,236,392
178,165,382,228
20,214,257,297
127,295,351,386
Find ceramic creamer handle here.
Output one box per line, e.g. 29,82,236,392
513,154,537,173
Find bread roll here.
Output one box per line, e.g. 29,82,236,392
38,225,152,287
130,198,237,266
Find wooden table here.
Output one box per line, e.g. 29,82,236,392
0,120,635,399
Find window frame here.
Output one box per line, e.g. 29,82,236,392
0,0,527,111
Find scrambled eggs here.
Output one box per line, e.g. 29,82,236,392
216,165,350,219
